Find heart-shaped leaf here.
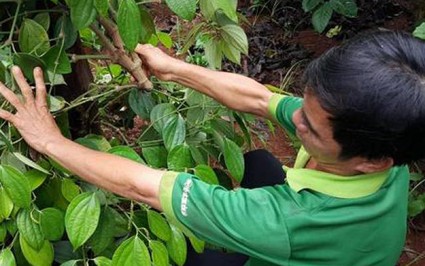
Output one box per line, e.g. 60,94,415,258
147,210,171,241
111,236,150,265
17,209,45,250
117,0,143,50
0,166,31,209
165,0,196,21
19,19,50,55
65,192,101,250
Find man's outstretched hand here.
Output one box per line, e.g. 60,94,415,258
0,66,64,154
135,44,182,81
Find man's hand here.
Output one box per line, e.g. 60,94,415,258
0,66,64,154
135,44,182,81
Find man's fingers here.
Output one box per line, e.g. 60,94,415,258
0,81,24,110
12,66,34,105
0,109,15,123
34,67,48,107
135,43,154,55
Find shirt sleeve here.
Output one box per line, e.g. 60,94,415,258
268,94,303,136
159,171,291,265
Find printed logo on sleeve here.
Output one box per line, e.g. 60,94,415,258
181,179,193,216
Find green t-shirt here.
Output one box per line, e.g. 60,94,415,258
159,94,409,266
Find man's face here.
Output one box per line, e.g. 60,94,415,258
292,91,342,165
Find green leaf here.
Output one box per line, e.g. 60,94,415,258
210,118,235,139
189,145,208,165
117,0,143,50
109,208,128,237
214,9,238,27
24,170,48,190
12,53,46,83
166,225,187,266
1,151,25,172
0,224,6,243
61,260,79,266
65,192,101,250
94,256,112,266
0,166,31,209
33,13,50,31
46,96,65,113
94,0,109,17
194,165,219,185
199,0,238,22
75,135,111,151
142,145,168,168
220,24,248,55
107,146,145,163
147,210,171,241
0,62,6,83
148,33,159,46
409,198,425,217
40,207,65,241
150,103,177,134
330,0,357,17
12,152,49,174
17,209,45,250
0,187,14,221
149,240,169,266
157,32,173,49
188,236,205,253
186,108,207,125
19,236,54,266
42,46,72,74
165,0,196,21
223,138,244,182
19,19,50,55
302,0,322,12
68,0,97,30
204,38,222,70
111,236,151,265
410,172,424,182
5,220,17,236
139,7,156,43
47,72,66,86
88,207,117,255
61,179,81,202
234,112,252,149
128,89,155,120
312,2,333,33
54,15,78,49
220,40,241,64
162,115,186,151
0,248,16,266
167,144,195,171
413,22,425,40
52,241,79,263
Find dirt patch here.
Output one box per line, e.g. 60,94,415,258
399,214,425,265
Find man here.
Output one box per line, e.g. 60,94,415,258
0,30,424,265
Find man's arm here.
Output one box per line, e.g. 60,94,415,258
136,44,274,118
0,67,165,210
45,138,165,209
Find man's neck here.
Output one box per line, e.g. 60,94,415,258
306,158,364,176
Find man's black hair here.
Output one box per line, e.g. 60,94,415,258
303,30,425,165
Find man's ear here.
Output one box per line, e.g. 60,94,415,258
354,157,394,173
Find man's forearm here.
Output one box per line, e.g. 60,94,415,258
170,62,273,117
45,137,165,210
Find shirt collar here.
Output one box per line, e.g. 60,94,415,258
286,146,390,198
